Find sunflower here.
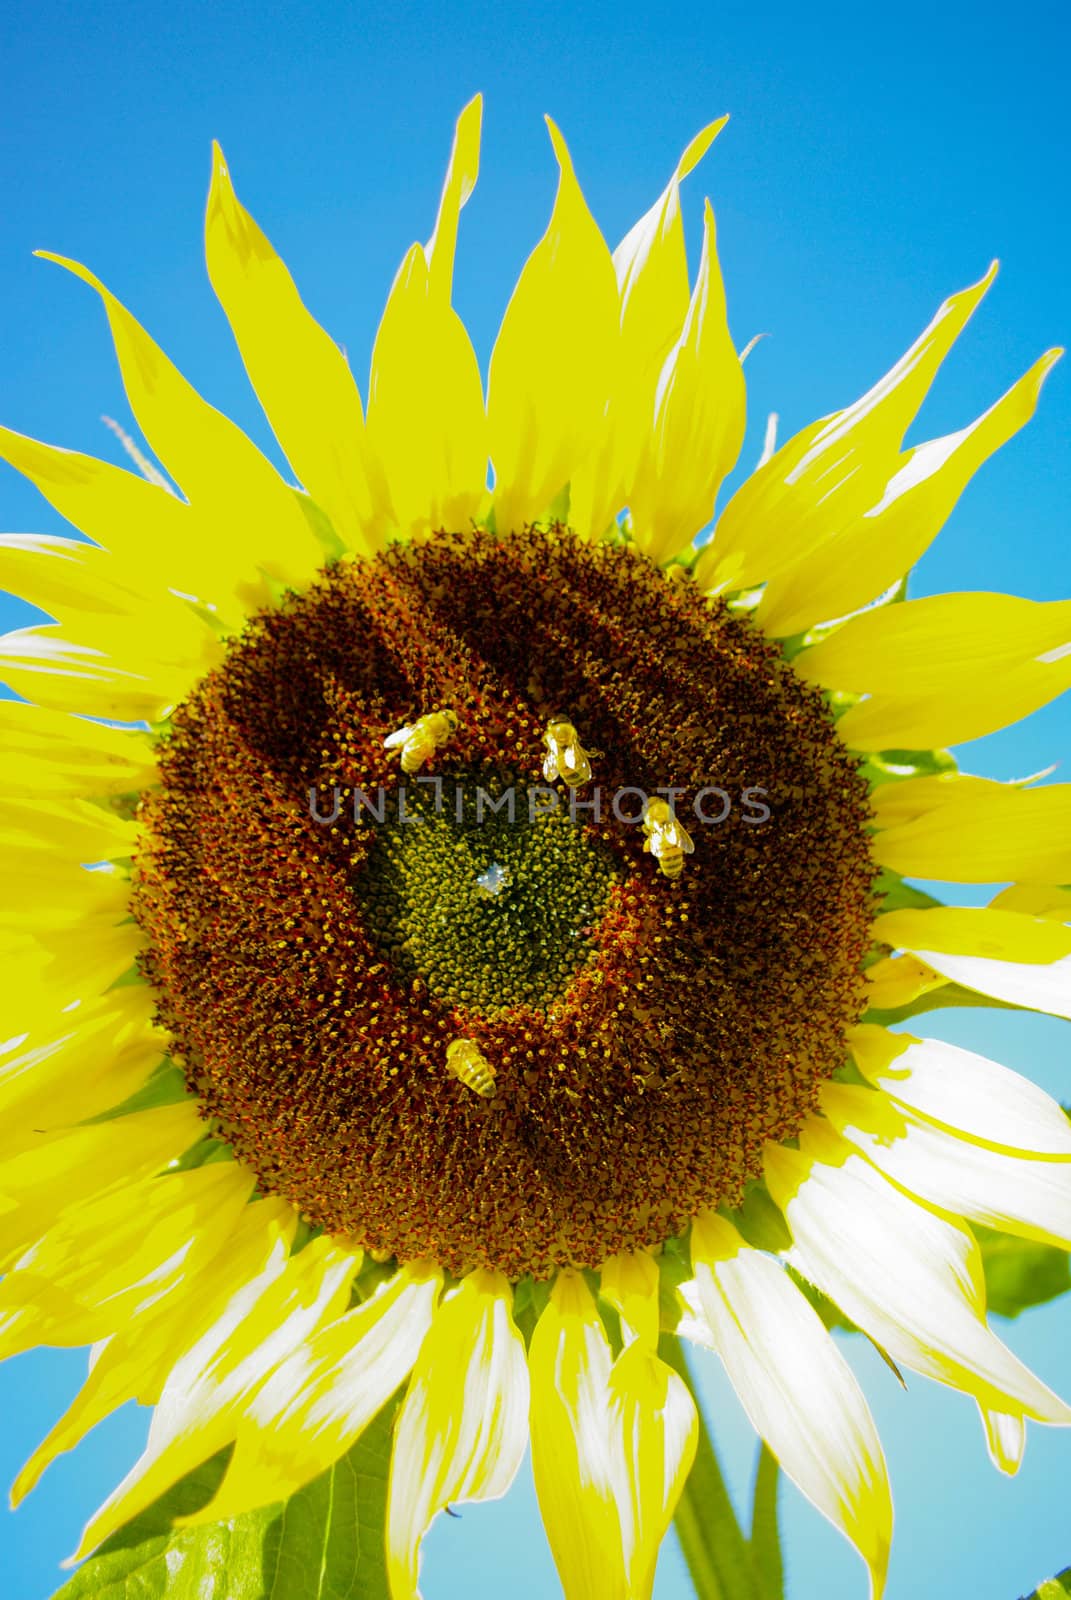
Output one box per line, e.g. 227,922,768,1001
2,94,1070,1600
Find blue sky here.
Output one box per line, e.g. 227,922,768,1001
0,1,1068,1596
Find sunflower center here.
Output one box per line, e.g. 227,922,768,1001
355,771,619,1015
133,525,876,1278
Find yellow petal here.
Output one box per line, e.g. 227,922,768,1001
0,796,134,866
849,1026,1071,1157
755,351,1061,637
979,1407,1026,1476
0,622,188,720
529,1272,627,1600
822,1082,1071,1251
0,915,144,1018
690,1210,891,1599
872,909,1071,1018
529,1270,693,1600
599,1249,661,1349
73,1234,360,1558
0,1161,254,1357
185,1261,441,1526
0,702,156,799
570,117,727,540
206,144,381,555
606,1338,698,1600
0,863,132,947
0,424,250,621
367,192,488,538
14,1197,298,1505
0,1101,205,1268
425,95,482,299
873,906,1071,963
989,884,1071,921
488,121,619,534
0,533,203,643
367,100,487,536
864,953,947,1012
696,265,998,597
796,592,1071,751
868,774,1071,884
764,1119,1071,1421
628,199,745,565
37,253,324,591
386,1269,527,1597
0,991,163,1156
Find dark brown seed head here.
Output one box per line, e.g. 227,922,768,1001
132,526,875,1278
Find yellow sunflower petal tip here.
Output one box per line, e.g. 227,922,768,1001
543,114,575,177
678,114,730,179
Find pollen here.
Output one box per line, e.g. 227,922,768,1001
132,525,876,1279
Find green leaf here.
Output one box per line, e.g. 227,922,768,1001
662,1334,759,1600
749,1444,784,1600
976,1227,1071,1319
51,1395,400,1600
856,746,959,789
1021,1566,1071,1599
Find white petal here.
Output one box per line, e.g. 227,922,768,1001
187,1262,442,1524
764,1120,1071,1422
690,1211,891,1598
910,949,1071,1020
822,1083,1071,1250
850,1026,1071,1157
387,1270,529,1598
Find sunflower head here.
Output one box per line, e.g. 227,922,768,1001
1,92,1069,1600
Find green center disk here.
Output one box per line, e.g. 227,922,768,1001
354,771,620,1015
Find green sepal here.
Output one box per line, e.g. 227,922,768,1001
168,1136,235,1171
51,1395,401,1600
857,745,958,790
657,1247,694,1336
510,1275,550,1349
292,488,348,563
722,1181,792,1255
79,1060,190,1123
871,867,944,916
976,1226,1071,1319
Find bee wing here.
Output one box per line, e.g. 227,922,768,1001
542,751,560,783
673,823,695,854
384,726,412,750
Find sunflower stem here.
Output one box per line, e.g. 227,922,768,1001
662,1334,761,1600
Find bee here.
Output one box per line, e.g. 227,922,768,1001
445,1038,496,1099
642,797,695,880
384,709,458,774
542,718,596,788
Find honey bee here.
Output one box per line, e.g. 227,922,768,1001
384,709,458,774
542,718,596,788
642,797,695,879
445,1038,496,1099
